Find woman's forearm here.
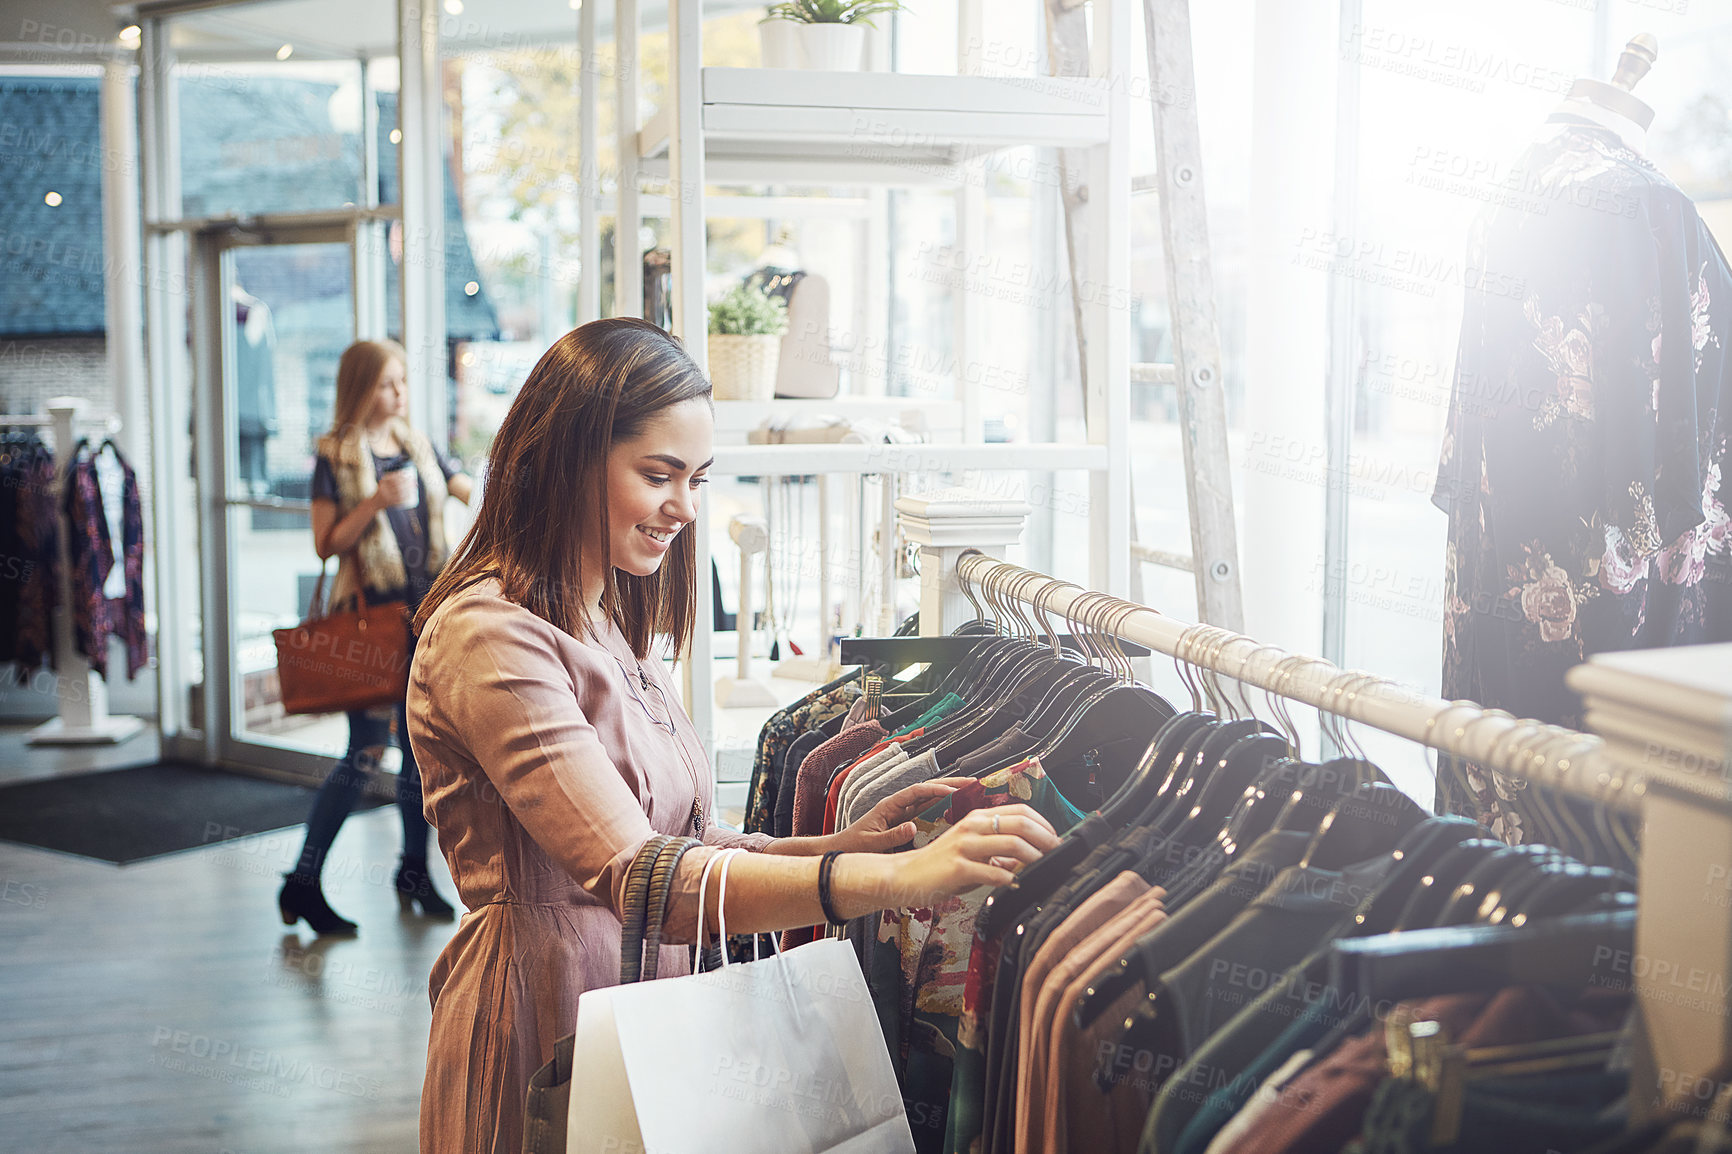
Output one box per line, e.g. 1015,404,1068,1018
761,834,841,857
316,497,383,559
692,850,900,939
689,804,1057,939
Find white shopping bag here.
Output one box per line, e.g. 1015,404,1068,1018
568,850,915,1154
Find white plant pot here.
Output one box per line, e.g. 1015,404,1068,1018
707,334,782,401
794,22,866,71
758,20,800,70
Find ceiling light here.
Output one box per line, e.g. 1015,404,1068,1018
569,0,582,8
444,0,464,12
118,25,141,47
44,191,62,207
464,281,480,296
276,43,294,60
389,128,403,144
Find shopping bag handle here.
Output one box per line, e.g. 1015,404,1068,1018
694,848,743,965
698,849,804,1027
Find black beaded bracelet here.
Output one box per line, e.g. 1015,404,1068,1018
817,851,845,927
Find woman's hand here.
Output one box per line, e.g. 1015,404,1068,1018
884,804,1060,909
374,469,416,510
832,778,970,854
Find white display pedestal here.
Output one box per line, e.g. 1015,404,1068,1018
895,487,1031,636
715,514,778,709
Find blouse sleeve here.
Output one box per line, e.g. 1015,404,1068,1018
418,593,761,944
310,455,338,503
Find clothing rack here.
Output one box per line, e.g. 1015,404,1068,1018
951,553,1732,1125
951,551,1630,813
1,398,145,745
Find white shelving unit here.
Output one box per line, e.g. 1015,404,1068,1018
635,67,1112,183
580,0,1133,767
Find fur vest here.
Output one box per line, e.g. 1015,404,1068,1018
318,418,449,608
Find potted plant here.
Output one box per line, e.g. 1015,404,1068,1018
707,283,788,401
759,0,905,72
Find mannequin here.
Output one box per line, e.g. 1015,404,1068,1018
1548,33,1658,154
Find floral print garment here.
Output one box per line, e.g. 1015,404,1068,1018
1434,118,1732,840
869,756,1086,1153
63,442,148,681
741,676,860,834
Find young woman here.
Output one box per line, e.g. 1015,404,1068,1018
278,339,475,935
407,318,1058,1153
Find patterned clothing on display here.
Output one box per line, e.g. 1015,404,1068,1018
62,441,148,680
1434,117,1732,839
869,756,1086,1152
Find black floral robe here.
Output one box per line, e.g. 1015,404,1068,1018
1432,116,1732,840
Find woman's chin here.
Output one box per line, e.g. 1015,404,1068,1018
617,554,665,578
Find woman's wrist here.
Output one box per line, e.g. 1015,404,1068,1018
828,852,900,920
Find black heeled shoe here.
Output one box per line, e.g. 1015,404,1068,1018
395,858,456,919
278,873,359,936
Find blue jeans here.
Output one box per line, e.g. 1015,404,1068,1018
292,695,431,880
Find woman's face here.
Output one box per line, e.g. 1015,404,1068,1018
368,357,408,425
602,397,713,578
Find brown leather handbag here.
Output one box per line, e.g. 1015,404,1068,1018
272,556,411,715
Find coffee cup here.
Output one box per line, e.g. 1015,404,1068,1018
387,462,420,510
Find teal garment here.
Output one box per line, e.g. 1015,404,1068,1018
892,692,965,738
868,756,1086,1154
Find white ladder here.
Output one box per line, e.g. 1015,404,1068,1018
1049,0,1244,629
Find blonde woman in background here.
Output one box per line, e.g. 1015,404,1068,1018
277,339,475,935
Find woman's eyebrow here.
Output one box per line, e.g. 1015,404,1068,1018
642,453,714,471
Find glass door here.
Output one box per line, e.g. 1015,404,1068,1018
196,224,372,779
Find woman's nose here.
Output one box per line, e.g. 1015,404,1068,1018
666,485,700,522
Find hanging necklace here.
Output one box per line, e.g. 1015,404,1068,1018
603,625,706,839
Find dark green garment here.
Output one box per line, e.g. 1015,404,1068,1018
1168,950,1344,1154
893,691,966,738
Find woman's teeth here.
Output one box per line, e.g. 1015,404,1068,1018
638,526,675,543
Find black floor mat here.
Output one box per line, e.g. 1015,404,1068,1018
0,761,386,865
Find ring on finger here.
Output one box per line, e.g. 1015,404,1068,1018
991,813,1000,836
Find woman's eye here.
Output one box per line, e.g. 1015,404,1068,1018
691,476,709,487
645,474,670,485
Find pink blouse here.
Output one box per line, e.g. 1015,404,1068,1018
407,578,771,1153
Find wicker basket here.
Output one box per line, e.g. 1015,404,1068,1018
707,333,781,401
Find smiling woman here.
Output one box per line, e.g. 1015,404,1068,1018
605,418,714,581
403,318,1058,1153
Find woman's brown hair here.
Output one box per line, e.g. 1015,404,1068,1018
325,339,408,446
413,318,711,660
